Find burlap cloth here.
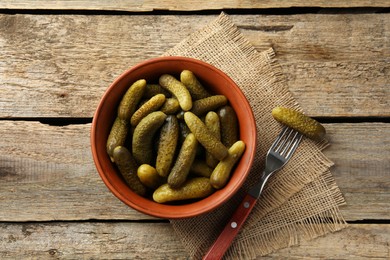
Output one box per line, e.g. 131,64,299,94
164,13,348,259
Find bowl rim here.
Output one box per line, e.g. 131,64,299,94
91,56,257,219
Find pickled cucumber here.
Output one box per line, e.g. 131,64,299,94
112,146,146,196
156,115,179,177
159,74,192,111
143,84,171,99
137,164,164,190
180,70,210,100
271,106,326,141
106,117,129,160
118,79,147,121
160,98,180,114
218,105,239,147
184,112,228,161
153,177,214,203
130,94,166,126
190,95,228,116
210,140,246,189
205,111,221,168
132,111,167,165
167,133,198,189
190,160,213,178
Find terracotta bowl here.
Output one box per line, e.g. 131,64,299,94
91,56,257,219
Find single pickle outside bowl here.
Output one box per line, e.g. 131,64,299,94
272,106,326,141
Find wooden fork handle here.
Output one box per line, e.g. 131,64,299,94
202,194,257,260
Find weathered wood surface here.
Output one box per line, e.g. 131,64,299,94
0,222,389,259
0,13,389,118
1,4,389,259
0,121,388,222
0,0,388,11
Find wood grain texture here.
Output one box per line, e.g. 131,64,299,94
0,14,389,118
0,222,187,259
0,121,150,221
324,123,390,221
0,121,388,222
264,224,390,259
0,222,389,259
0,0,388,11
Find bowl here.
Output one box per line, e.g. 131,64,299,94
90,56,257,219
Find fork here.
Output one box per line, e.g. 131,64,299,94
203,127,303,260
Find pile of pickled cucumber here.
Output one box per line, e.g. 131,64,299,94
106,70,245,204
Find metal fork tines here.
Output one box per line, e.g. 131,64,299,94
249,127,303,199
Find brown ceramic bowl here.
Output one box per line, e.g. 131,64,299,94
91,56,256,219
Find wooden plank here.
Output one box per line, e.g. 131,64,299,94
0,0,388,11
323,123,390,221
0,121,151,221
0,222,188,259
264,224,390,259
0,14,389,118
0,121,388,221
0,222,389,259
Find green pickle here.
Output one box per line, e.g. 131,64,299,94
272,106,326,141
210,140,246,189
117,79,147,121
106,117,129,160
184,112,228,161
156,115,179,177
137,164,165,190
112,146,146,196
218,105,239,148
190,160,213,178
143,84,171,99
130,94,166,126
132,111,167,165
159,74,193,111
180,70,210,100
167,133,198,189
190,95,228,116
160,98,180,114
205,111,221,168
153,177,214,203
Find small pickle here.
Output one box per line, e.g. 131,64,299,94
210,140,246,189
153,177,214,203
159,74,192,111
156,115,179,177
190,160,213,178
117,79,147,121
143,84,171,99
132,111,167,165
180,70,211,100
190,95,228,116
184,112,228,161
167,133,198,189
271,106,326,141
106,117,129,160
205,111,221,168
137,164,165,190
218,105,239,148
160,98,181,114
112,146,146,196
130,94,166,126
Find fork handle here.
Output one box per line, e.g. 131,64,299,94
202,194,257,260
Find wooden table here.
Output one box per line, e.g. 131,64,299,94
1,2,389,259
